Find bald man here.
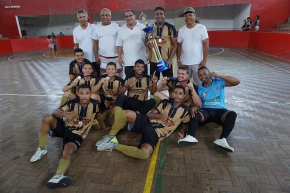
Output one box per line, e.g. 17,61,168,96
92,8,123,78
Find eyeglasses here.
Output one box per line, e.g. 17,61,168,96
125,14,134,18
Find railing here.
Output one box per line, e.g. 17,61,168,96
264,28,290,33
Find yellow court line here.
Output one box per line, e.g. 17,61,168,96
143,141,160,193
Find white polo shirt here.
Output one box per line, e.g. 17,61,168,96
73,23,95,62
92,22,120,57
116,22,147,67
177,24,208,65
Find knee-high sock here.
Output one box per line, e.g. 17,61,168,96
187,112,202,137
39,131,48,150
109,106,126,135
59,96,68,106
115,144,150,159
220,111,237,139
55,159,70,175
152,95,161,107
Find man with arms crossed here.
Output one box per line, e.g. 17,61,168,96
92,8,123,78
177,7,209,85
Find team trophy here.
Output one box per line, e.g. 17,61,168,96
139,12,168,72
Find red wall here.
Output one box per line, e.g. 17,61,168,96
1,0,290,38
248,32,290,60
208,31,250,48
0,39,13,55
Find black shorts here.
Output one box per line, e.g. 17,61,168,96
123,97,146,111
198,108,228,126
49,118,83,150
150,61,173,80
130,113,159,150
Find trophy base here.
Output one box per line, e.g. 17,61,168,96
157,60,168,72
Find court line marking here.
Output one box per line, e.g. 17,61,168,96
143,141,161,193
209,48,224,56
230,48,290,73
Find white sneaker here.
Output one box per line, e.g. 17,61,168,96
47,174,72,189
178,135,198,146
213,138,234,152
95,135,115,147
97,137,119,152
30,147,47,163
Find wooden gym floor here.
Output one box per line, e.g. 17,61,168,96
0,48,290,193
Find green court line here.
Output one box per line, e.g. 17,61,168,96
155,137,169,193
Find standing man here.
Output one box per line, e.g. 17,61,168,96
116,9,148,77
73,9,99,77
92,8,124,78
177,7,209,85
149,6,177,80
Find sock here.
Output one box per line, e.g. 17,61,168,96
187,112,202,137
220,111,237,139
55,159,70,175
152,95,161,107
59,96,68,106
39,131,48,150
109,106,126,135
115,145,150,159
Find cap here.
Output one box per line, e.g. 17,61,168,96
184,7,195,14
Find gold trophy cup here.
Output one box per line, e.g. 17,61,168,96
139,12,168,72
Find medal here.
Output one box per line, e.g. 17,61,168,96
158,38,162,43
78,102,88,126
79,121,83,125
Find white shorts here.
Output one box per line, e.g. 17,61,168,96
100,55,124,78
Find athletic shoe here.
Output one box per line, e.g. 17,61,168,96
213,138,234,153
178,135,198,146
47,174,72,189
97,137,119,152
95,135,115,147
30,147,47,163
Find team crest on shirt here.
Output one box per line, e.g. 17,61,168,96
164,119,175,127
214,86,219,92
72,119,92,125
201,92,207,98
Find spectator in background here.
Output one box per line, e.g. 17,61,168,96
241,19,247,31
46,35,55,59
59,32,64,36
52,35,59,57
254,15,260,31
246,17,252,31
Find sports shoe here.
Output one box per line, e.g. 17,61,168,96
95,135,115,147
97,137,119,152
47,174,72,189
30,147,47,163
178,135,198,146
213,138,234,153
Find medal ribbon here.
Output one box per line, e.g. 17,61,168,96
78,102,88,123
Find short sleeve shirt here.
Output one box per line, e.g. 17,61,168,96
167,79,197,107
73,23,96,62
96,74,125,100
124,74,152,101
151,99,190,140
151,22,177,63
61,98,100,139
69,59,92,76
197,78,227,109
